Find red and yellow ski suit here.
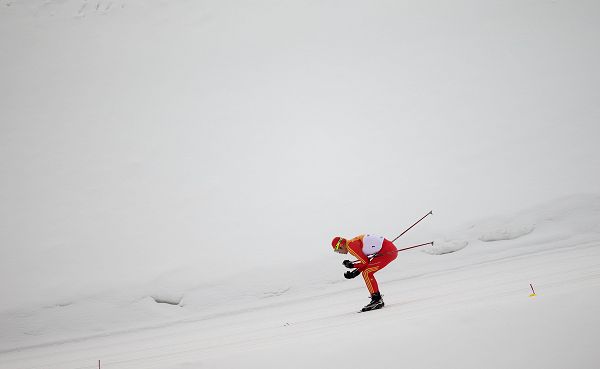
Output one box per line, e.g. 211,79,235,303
346,235,398,295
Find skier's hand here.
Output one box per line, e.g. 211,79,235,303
344,269,361,279
342,260,355,269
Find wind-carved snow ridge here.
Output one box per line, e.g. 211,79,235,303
479,224,536,242
262,287,291,298
150,295,182,306
422,240,469,255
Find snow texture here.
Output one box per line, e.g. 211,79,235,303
422,239,469,255
1,0,600,368
478,223,535,242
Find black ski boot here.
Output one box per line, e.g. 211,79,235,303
361,292,384,312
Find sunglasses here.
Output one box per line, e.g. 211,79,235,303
334,238,344,251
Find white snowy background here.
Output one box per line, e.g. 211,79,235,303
1,1,599,368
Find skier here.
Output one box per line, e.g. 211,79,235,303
332,234,398,312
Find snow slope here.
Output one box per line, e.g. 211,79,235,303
1,195,599,369
2,0,600,368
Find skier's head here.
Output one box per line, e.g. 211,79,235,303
331,237,348,254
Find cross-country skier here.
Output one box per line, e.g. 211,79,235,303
332,234,398,312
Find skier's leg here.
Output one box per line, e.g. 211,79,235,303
361,268,384,311
362,249,397,294
361,266,380,295
367,254,395,272
360,242,399,311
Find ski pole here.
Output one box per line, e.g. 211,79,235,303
391,210,433,242
353,241,434,262
395,241,434,252
376,241,433,257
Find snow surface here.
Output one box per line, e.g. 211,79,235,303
2,0,600,368
1,194,600,369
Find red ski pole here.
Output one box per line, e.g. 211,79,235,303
391,211,433,242
374,241,434,257
395,241,434,252
353,241,434,262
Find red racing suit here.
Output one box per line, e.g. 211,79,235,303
346,234,398,295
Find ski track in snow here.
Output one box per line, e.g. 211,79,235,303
1,195,600,368
1,234,599,369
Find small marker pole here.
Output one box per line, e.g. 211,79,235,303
99,360,101,369
529,283,536,297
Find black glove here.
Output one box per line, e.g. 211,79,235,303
342,260,355,269
344,269,361,279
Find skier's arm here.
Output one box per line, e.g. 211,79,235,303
346,239,369,270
